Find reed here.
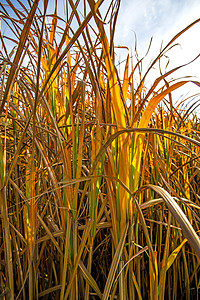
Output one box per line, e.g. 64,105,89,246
0,1,200,299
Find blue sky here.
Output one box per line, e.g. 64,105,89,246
1,0,200,101
114,0,200,102
116,0,200,54
1,0,200,66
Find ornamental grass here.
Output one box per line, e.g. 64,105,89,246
0,1,200,299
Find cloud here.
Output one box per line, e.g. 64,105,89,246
112,0,200,112
115,0,200,51
115,0,200,93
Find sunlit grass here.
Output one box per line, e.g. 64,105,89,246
0,1,200,299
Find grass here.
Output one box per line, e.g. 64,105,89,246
0,0,200,299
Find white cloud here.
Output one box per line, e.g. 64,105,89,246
114,0,200,101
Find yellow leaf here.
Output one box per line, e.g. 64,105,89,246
167,239,187,270
139,81,187,129
89,2,126,130
122,54,129,101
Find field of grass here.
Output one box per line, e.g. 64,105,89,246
0,1,200,299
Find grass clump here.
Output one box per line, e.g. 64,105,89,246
0,1,200,299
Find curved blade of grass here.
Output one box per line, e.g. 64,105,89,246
134,55,200,124
143,185,200,260
140,198,164,210
139,81,200,129
113,245,148,286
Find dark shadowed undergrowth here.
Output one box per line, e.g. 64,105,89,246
0,0,200,299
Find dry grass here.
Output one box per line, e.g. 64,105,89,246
0,1,200,299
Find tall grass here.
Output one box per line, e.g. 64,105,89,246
0,0,200,299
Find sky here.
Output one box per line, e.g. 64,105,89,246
1,0,200,107
114,0,200,104
116,0,200,61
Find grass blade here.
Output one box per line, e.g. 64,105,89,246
144,185,200,260
102,222,129,300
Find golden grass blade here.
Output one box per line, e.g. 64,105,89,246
0,139,14,298
139,81,197,129
140,198,164,210
119,260,126,299
122,54,129,102
119,142,130,233
73,114,85,216
102,222,129,300
131,80,199,192
167,239,188,271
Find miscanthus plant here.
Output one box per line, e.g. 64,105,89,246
0,0,200,299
